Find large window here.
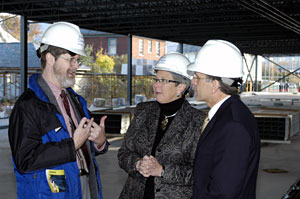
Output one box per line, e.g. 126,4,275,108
108,38,117,55
139,39,144,56
148,40,152,54
156,41,160,57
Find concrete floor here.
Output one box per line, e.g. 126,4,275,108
1,126,300,199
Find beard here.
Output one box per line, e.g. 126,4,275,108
54,65,76,88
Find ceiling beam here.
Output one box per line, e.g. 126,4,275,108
236,0,300,35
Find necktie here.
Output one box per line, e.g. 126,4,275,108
60,90,90,172
60,90,75,131
201,115,210,134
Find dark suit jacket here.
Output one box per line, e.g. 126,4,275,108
193,95,260,199
118,99,206,199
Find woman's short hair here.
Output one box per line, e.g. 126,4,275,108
169,71,191,96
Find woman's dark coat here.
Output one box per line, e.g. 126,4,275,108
118,99,205,199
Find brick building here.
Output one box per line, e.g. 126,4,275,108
82,29,166,75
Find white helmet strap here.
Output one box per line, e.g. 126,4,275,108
221,77,234,86
40,44,49,53
221,77,242,88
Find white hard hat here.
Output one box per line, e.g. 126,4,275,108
188,40,243,78
154,52,192,80
40,22,86,56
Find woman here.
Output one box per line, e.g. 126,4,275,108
118,52,206,199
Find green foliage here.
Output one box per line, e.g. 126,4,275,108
76,45,154,106
133,76,154,99
79,44,95,68
112,54,128,74
94,48,115,73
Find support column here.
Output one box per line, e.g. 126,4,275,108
20,16,28,93
127,34,132,105
178,43,183,53
255,55,258,91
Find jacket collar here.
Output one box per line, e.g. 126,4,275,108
29,73,79,102
29,74,50,103
155,99,194,146
208,95,230,120
199,95,239,141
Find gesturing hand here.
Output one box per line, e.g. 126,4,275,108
73,117,94,150
88,115,107,148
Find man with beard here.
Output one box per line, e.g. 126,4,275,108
8,22,108,199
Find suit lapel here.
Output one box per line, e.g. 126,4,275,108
198,115,216,142
197,96,235,144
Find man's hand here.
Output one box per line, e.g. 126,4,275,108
89,116,107,148
73,117,93,150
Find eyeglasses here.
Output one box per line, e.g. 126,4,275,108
59,56,81,66
152,78,180,84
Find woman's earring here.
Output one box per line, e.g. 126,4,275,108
177,93,180,97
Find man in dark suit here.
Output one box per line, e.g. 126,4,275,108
188,40,261,199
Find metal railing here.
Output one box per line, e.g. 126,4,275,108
0,71,155,116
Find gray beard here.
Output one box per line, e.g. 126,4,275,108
57,76,75,88
53,65,76,88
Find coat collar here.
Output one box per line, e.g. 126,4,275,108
29,73,79,103
199,95,239,141
140,99,193,151
29,74,50,103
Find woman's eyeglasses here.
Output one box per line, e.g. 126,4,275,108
152,78,180,84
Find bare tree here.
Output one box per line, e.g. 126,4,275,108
0,14,42,42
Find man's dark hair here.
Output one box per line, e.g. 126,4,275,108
37,45,76,70
206,75,241,96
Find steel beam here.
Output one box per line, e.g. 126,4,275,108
20,16,28,94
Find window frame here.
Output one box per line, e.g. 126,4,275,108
139,39,144,56
108,38,117,55
148,40,152,54
156,41,160,57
